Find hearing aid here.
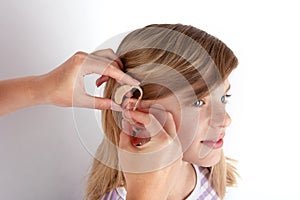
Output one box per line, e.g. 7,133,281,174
113,85,143,111
113,85,150,146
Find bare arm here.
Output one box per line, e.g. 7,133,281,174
0,76,46,116
0,49,139,117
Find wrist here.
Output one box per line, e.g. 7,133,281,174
28,75,50,105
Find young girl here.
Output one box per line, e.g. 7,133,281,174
85,24,238,200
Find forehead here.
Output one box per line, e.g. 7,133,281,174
154,79,230,107
224,79,230,88
213,79,230,94
202,79,230,102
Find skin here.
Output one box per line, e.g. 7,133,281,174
163,79,232,167
120,79,232,199
0,49,140,117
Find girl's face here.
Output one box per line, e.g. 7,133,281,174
154,79,232,167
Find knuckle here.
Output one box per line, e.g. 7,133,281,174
107,60,118,69
112,60,119,67
72,51,87,64
105,48,115,54
107,61,116,69
96,99,111,110
74,51,88,57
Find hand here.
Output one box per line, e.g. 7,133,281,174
118,107,183,199
38,49,140,110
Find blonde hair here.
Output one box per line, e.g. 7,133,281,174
85,24,239,199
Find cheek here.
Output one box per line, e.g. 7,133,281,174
177,108,222,166
176,108,210,152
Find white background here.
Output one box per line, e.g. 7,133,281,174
1,0,300,199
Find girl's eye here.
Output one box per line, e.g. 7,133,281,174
192,100,205,107
221,94,232,104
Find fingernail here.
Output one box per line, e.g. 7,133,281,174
132,79,141,86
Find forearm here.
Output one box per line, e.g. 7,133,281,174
0,76,46,116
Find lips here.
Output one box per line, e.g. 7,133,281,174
204,132,224,142
201,133,225,149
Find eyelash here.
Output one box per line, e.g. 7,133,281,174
221,94,232,104
192,100,205,107
192,94,232,107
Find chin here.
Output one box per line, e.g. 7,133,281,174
201,148,223,167
184,148,223,167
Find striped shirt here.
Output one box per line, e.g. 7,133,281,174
102,164,220,200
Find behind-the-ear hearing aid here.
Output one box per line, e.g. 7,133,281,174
113,85,150,146
113,85,143,111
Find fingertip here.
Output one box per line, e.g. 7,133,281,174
93,97,123,112
111,102,123,112
96,75,110,87
131,79,141,86
93,97,113,110
95,78,101,87
138,99,154,110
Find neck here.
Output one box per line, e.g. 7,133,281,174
168,162,196,200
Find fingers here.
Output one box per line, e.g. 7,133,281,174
91,49,123,69
84,49,140,86
123,108,176,141
123,110,164,138
122,98,159,112
71,49,140,111
95,75,109,87
92,97,122,111
74,94,122,111
121,98,176,139
102,64,140,85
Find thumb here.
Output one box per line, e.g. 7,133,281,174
85,95,122,111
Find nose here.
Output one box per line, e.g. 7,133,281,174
222,112,231,128
209,107,232,128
